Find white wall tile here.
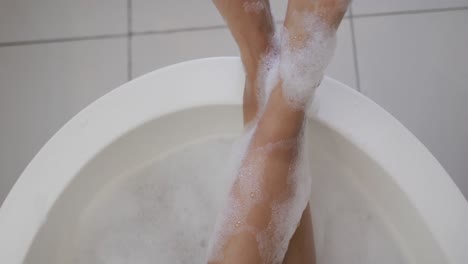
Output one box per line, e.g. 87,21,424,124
0,39,127,204
354,10,468,197
352,0,468,15
132,19,356,88
0,0,127,43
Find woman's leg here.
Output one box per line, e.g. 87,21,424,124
281,1,349,263
209,1,350,263
212,2,317,263
213,0,275,124
283,206,315,263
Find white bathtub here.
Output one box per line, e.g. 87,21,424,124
1,57,467,263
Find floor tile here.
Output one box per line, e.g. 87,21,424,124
354,10,468,197
132,0,224,32
0,0,127,43
132,0,348,33
0,38,128,203
352,0,468,15
131,28,238,78
327,19,357,89
132,19,356,88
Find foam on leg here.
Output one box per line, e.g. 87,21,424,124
243,1,266,14
208,7,345,264
280,12,337,109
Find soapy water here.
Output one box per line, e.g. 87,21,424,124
66,137,407,264
67,139,233,264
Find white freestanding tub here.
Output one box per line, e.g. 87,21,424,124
0,57,467,264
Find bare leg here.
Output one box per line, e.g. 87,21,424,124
283,206,315,263
213,0,275,124
282,1,349,263
209,1,350,263
208,84,308,264
212,2,316,263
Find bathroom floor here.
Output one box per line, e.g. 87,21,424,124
1,1,468,206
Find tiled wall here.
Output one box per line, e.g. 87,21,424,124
1,1,467,204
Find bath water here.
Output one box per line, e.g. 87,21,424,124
66,137,408,264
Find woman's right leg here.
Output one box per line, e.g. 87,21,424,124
212,0,275,124
283,206,316,263
282,1,349,263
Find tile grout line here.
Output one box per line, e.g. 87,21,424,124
352,5,468,19
0,6,467,48
133,24,228,36
127,0,133,81
348,7,362,92
0,34,126,47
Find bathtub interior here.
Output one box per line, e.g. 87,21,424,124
23,104,446,264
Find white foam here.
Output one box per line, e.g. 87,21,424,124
255,13,337,113
207,128,315,263
243,1,266,14
250,133,313,264
256,39,280,114
279,13,337,109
